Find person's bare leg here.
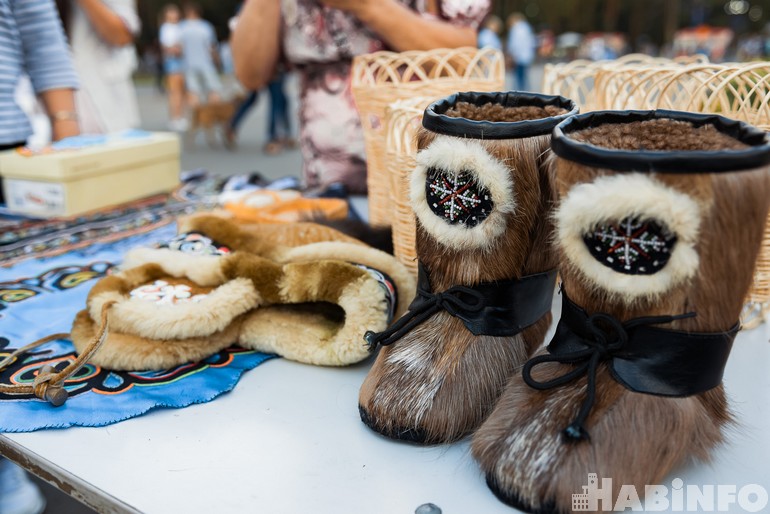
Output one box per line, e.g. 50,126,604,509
167,73,185,120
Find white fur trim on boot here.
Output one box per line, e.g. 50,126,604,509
555,173,702,302
411,135,515,252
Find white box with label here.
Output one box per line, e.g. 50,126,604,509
0,132,180,217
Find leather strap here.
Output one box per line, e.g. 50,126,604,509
523,289,738,441
416,263,557,337
550,291,737,396
364,263,557,350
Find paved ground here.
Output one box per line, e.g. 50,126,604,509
140,74,305,181
141,64,543,182
31,64,545,514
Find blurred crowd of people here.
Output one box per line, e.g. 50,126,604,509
477,12,537,91
155,2,296,153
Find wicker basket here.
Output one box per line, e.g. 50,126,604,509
383,97,432,275
541,54,710,112
598,62,770,127
594,63,725,111
351,47,505,226
542,59,602,110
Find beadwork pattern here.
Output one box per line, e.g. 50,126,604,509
425,168,493,227
583,217,676,275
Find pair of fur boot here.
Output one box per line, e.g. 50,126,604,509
359,92,770,512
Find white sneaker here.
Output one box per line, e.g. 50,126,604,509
167,118,189,132
0,459,46,514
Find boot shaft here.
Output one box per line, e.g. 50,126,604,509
550,110,770,332
411,92,577,291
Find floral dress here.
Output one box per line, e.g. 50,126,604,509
280,0,490,194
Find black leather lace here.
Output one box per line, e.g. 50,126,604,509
522,306,696,442
364,284,486,350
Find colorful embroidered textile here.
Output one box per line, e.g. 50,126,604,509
0,225,275,432
0,175,228,267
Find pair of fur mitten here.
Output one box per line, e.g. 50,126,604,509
72,215,415,370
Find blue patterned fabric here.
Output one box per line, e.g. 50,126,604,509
0,225,276,432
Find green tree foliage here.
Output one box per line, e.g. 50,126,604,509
136,0,241,49
134,0,770,50
492,0,770,49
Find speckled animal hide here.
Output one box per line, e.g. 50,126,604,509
472,114,770,513
359,93,576,444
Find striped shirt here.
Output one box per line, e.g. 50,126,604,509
0,0,79,145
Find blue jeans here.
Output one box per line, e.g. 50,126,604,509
229,91,258,133
514,63,530,92
268,75,291,141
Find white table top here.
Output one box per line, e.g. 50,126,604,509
2,311,769,514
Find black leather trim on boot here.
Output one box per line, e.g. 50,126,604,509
485,475,562,514
551,109,770,173
423,91,578,140
358,405,429,444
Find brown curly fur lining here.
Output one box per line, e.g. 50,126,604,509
444,102,567,122
570,119,749,151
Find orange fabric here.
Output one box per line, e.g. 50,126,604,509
224,190,348,223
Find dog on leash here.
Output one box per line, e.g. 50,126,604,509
186,95,244,150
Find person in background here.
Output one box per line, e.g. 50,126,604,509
160,3,187,132
1,0,79,205
1,0,79,150
225,75,295,154
232,0,490,195
180,1,223,107
478,14,502,51
263,73,295,155
225,89,257,146
0,0,79,504
56,0,141,133
506,12,536,91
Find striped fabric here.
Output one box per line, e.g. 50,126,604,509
0,0,79,145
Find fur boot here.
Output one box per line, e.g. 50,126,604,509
472,110,770,512
358,92,578,444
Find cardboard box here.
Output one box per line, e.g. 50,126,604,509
0,132,180,217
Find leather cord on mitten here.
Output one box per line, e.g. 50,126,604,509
0,301,115,406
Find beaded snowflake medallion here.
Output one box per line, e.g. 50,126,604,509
583,217,677,275
425,168,493,227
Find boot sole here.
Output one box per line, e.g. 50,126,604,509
358,405,430,444
485,475,562,514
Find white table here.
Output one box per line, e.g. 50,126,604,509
2,312,769,514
